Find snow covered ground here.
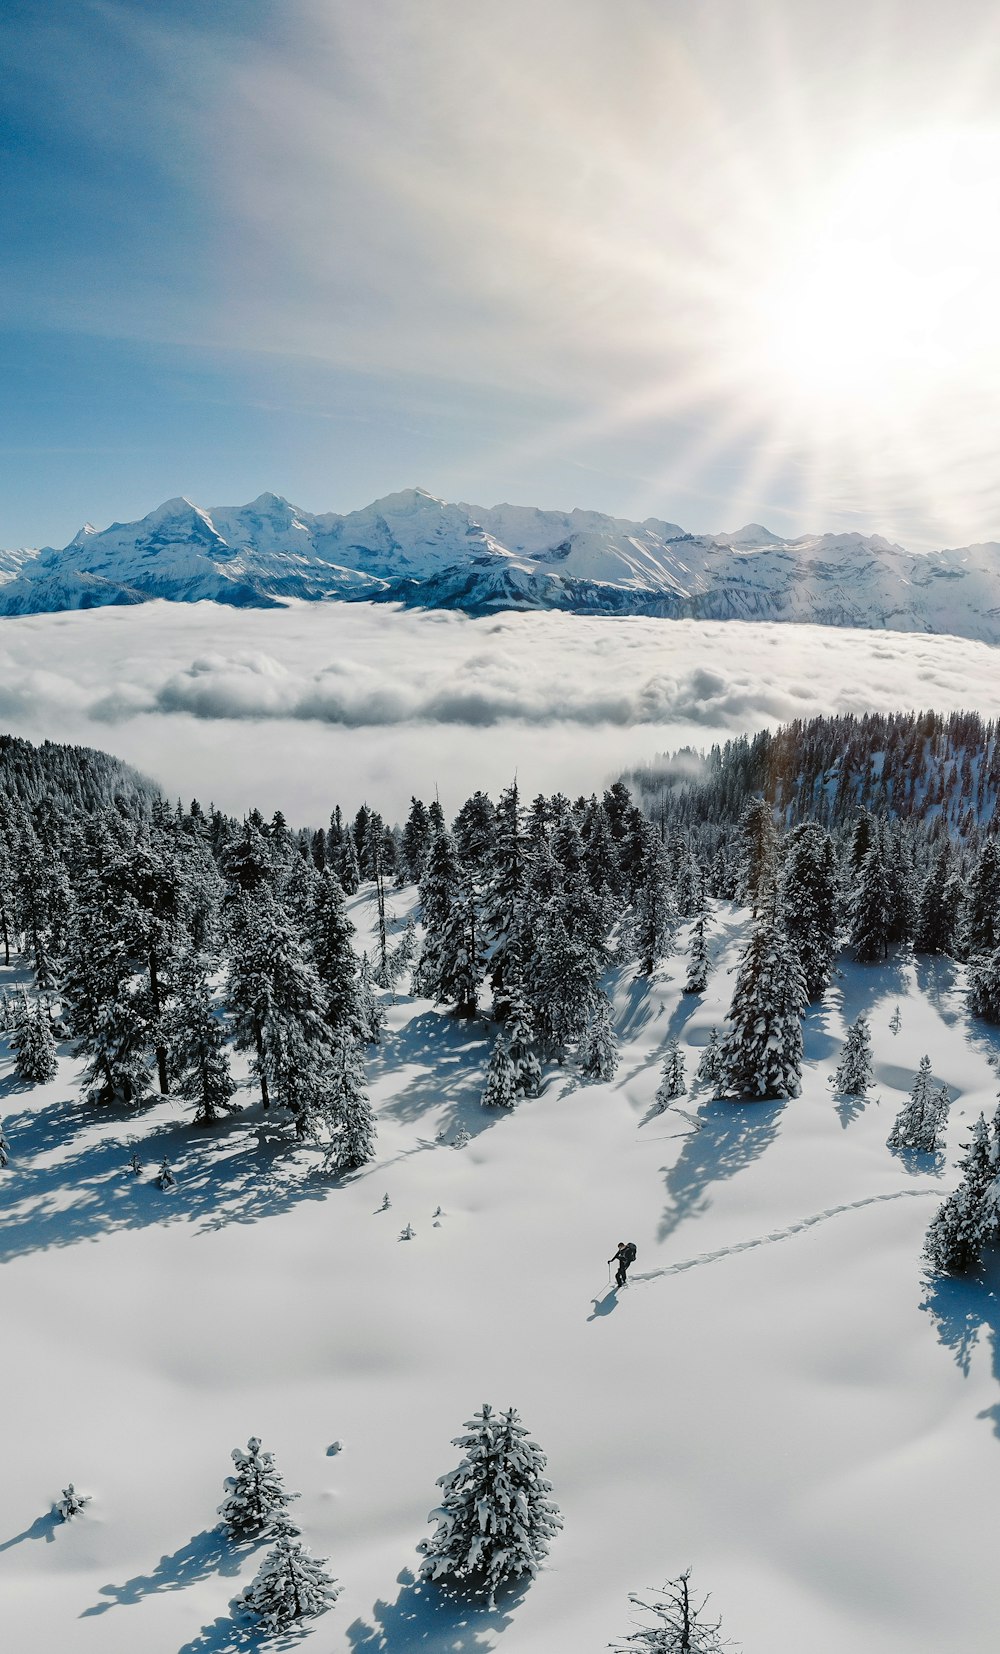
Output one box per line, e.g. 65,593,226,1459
3,892,1000,1653
3,601,1000,821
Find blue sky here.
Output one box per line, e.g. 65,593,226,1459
5,0,1000,550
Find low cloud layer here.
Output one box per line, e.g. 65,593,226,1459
1,601,998,822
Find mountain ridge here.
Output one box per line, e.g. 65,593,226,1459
2,486,999,641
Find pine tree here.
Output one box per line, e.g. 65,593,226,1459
436,879,485,1016
883,820,916,945
81,984,154,1109
695,1029,724,1093
225,896,277,1108
963,838,1000,957
453,790,497,878
339,832,360,896
481,1035,518,1109
156,1157,176,1190
735,797,778,916
503,984,542,1098
356,953,386,1045
526,901,602,1061
719,915,807,1100
218,1437,300,1539
850,843,892,962
240,1532,340,1631
913,845,957,955
413,829,460,1000
386,914,418,988
887,1056,949,1152
655,1043,686,1107
11,995,57,1084
0,1117,9,1169
631,830,678,976
683,916,710,994
778,822,840,998
401,797,432,883
924,1115,998,1273
229,895,334,1127
610,1567,732,1654
420,1403,562,1607
164,956,237,1124
831,1015,873,1096
577,990,618,1081
62,898,154,1108
310,869,360,1035
220,819,274,896
323,1030,378,1171
967,945,1000,1022
56,1484,91,1521
280,852,318,934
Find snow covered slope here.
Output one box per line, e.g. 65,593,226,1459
6,487,1000,640
2,898,1000,1653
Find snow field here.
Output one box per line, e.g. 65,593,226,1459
2,896,1000,1652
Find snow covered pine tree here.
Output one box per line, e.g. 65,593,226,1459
655,1042,686,1107
887,1056,949,1153
420,1402,562,1607
481,1033,518,1109
11,993,57,1084
923,1113,1000,1273
218,1437,300,1540
719,914,806,1100
831,1014,874,1097
695,1029,724,1093
240,1529,340,1631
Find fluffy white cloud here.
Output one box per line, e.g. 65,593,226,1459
1,600,997,822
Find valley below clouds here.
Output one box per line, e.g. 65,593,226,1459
2,600,996,821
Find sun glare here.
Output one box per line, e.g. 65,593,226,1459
755,129,1000,410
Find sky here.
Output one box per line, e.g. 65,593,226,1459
2,602,999,824
6,0,1000,550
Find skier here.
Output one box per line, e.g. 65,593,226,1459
609,1240,637,1288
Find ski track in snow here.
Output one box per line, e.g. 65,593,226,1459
632,1188,942,1284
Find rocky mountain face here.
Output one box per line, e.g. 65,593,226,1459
2,486,998,641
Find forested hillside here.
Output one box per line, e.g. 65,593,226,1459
627,709,1000,838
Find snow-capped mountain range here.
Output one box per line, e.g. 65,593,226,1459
2,486,1000,641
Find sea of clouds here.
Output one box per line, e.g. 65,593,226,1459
1,600,996,823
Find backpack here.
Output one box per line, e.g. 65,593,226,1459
622,1242,637,1266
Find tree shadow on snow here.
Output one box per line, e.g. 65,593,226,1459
912,955,967,1026
657,1097,784,1243
0,1509,60,1552
175,1613,262,1654
832,1090,874,1130
368,1011,501,1147
619,995,703,1094
0,1098,331,1263
81,1526,250,1617
920,1263,1000,1437
346,1567,522,1652
800,998,840,1068
835,954,913,1029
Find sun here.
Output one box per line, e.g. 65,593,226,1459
752,129,1000,412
